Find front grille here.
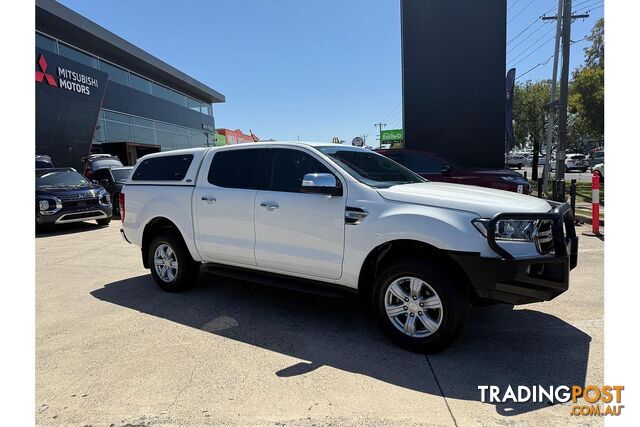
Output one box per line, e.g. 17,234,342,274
535,219,554,254
62,198,100,208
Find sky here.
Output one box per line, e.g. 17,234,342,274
58,0,603,146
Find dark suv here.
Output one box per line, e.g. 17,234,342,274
36,168,113,227
89,166,133,215
376,149,530,194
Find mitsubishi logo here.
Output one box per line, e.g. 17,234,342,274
35,54,57,87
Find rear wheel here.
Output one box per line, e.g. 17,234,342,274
373,261,470,353
147,233,200,291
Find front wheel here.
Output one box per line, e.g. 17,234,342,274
373,261,470,353
147,233,200,291
96,218,111,226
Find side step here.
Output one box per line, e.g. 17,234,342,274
202,263,357,299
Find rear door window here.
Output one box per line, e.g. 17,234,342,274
132,154,193,181
208,149,270,189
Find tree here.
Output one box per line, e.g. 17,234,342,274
568,18,604,141
569,66,604,138
513,80,550,180
584,18,604,69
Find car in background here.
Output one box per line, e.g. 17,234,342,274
82,154,124,178
506,152,526,169
593,163,604,182
90,166,133,215
376,149,530,194
589,149,604,168
525,154,556,170
564,154,589,172
36,155,54,169
36,168,113,227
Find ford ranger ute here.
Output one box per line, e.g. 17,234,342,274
120,142,578,353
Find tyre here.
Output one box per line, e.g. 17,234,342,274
147,232,200,291
373,261,470,353
96,218,111,226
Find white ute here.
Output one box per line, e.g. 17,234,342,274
120,142,578,352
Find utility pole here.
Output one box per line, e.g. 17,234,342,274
361,134,368,146
541,0,588,200
374,122,386,145
541,0,564,196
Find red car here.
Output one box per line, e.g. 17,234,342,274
376,149,530,194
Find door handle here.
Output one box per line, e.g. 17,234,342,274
201,196,217,204
259,201,279,210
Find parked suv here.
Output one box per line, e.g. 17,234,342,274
376,149,530,194
36,168,113,226
89,166,133,215
120,142,578,352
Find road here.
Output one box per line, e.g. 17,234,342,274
36,221,604,426
513,166,595,183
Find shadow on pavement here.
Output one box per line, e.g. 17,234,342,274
92,272,591,415
36,221,109,238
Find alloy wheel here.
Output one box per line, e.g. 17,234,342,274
384,276,444,338
154,243,178,283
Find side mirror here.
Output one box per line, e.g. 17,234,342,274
301,173,342,196
92,180,99,185
441,165,452,175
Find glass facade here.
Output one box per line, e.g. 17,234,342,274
36,31,214,116
93,109,213,151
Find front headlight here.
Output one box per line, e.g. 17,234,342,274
472,218,538,241
98,191,111,206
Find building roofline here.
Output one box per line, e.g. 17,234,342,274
36,0,225,104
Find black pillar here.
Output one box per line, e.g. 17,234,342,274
401,0,507,168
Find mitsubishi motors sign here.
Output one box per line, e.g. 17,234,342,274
36,52,101,96
36,48,108,169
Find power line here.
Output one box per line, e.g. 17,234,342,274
574,2,603,14
508,3,559,45
509,34,556,68
516,53,554,79
508,0,537,24
508,0,525,12
507,21,552,54
508,26,556,64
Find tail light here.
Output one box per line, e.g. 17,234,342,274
119,193,125,222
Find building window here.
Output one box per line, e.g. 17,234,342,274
36,33,57,53
187,97,201,113
99,59,129,86
104,110,133,124
175,134,190,149
134,126,156,145
58,43,97,68
134,116,155,128
130,73,151,94
189,130,206,147
156,131,176,151
105,121,134,142
151,82,173,102
171,91,187,107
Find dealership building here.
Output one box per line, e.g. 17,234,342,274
36,0,225,168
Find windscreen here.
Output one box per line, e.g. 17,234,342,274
36,170,89,188
316,146,425,188
111,168,133,182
